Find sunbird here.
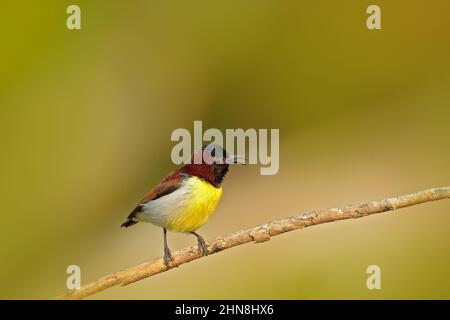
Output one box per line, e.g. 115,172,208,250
121,144,246,266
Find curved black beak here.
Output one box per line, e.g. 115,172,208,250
226,154,248,165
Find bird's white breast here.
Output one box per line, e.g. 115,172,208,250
136,176,222,232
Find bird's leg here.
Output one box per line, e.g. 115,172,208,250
191,231,209,256
163,228,172,267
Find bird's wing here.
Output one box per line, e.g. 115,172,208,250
125,174,183,221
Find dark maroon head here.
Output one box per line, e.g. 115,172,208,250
179,144,229,187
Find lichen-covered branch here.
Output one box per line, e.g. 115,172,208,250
59,186,450,300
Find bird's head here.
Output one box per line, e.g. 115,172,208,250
180,143,246,187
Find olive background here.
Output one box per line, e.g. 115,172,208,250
1,0,450,299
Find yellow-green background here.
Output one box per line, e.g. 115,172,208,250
1,0,449,299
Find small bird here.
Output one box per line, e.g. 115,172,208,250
121,144,245,266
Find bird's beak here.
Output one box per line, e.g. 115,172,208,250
226,154,248,165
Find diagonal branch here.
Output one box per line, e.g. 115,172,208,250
59,186,450,300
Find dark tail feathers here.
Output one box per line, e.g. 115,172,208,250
121,219,138,228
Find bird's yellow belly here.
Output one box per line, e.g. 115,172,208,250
165,177,222,233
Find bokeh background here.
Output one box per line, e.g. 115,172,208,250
1,0,450,299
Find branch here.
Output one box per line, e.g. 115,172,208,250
59,186,450,300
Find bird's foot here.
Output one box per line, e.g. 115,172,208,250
196,236,209,256
163,247,173,268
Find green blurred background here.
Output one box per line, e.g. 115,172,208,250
1,0,450,299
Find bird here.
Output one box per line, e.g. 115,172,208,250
121,143,246,267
